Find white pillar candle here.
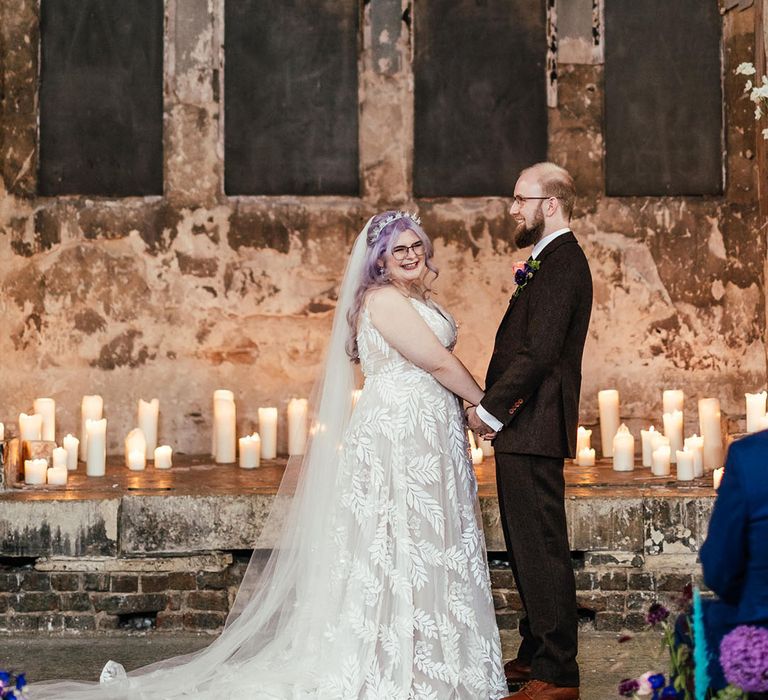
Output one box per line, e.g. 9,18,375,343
258,407,278,460
33,398,56,442
351,389,362,408
676,450,695,481
651,445,671,476
124,428,147,470
745,391,767,433
287,398,309,456
213,391,236,464
683,434,704,477
138,398,159,456
478,434,494,457
63,434,79,470
640,426,658,467
612,423,635,471
575,426,592,460
713,467,724,490
47,466,68,486
598,389,620,458
239,433,261,469
758,414,768,432
0,422,4,441
24,458,48,485
577,447,596,466
212,389,235,457
85,418,107,477
80,395,104,460
698,398,723,470
19,413,43,441
662,389,684,415
52,446,67,470
663,410,684,463
471,447,484,465
154,445,172,469
127,450,145,471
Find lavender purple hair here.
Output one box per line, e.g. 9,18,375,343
346,211,438,362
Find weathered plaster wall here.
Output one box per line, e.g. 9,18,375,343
0,0,765,455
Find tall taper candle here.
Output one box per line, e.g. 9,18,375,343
80,395,103,461
33,398,56,442
598,389,620,458
138,398,159,456
85,418,107,477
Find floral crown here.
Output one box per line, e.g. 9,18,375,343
367,211,422,245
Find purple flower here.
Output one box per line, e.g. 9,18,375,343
720,625,768,692
660,686,681,698
646,602,670,626
618,678,640,696
648,673,665,689
514,268,528,286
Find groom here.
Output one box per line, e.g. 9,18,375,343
468,162,592,699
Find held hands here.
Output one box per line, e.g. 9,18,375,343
466,406,496,440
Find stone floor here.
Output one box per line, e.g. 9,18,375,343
2,628,665,699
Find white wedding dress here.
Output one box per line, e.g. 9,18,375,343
31,227,505,700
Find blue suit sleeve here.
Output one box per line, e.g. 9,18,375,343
699,447,748,604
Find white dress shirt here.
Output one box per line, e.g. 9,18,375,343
475,227,572,432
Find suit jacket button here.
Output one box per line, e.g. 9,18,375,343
508,409,515,415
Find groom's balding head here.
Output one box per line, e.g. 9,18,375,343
520,162,576,220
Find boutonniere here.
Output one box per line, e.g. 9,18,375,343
512,259,541,297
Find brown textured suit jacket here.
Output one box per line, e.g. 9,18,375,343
483,231,593,458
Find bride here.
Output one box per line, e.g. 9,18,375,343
32,211,506,699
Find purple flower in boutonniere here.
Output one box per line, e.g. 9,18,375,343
512,259,541,297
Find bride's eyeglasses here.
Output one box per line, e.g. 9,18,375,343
391,241,426,261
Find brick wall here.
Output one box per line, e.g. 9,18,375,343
492,552,703,633
0,554,251,634
0,550,700,635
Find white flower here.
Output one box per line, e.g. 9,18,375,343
756,105,763,120
753,84,768,100
735,62,757,76
762,128,768,141
744,79,753,93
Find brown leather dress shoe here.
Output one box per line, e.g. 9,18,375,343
504,657,532,683
502,679,580,699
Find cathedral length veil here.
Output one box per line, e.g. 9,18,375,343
31,218,376,699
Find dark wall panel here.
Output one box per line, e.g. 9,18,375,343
605,1,722,196
39,0,164,197
414,0,547,198
225,1,359,196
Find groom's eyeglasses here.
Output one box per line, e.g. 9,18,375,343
512,195,555,206
391,241,426,261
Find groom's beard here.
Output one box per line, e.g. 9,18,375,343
514,204,545,248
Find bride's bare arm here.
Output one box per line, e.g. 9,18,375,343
366,287,484,405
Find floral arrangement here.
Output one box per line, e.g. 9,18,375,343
0,671,27,699
512,259,541,297
735,62,768,140
617,587,768,699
